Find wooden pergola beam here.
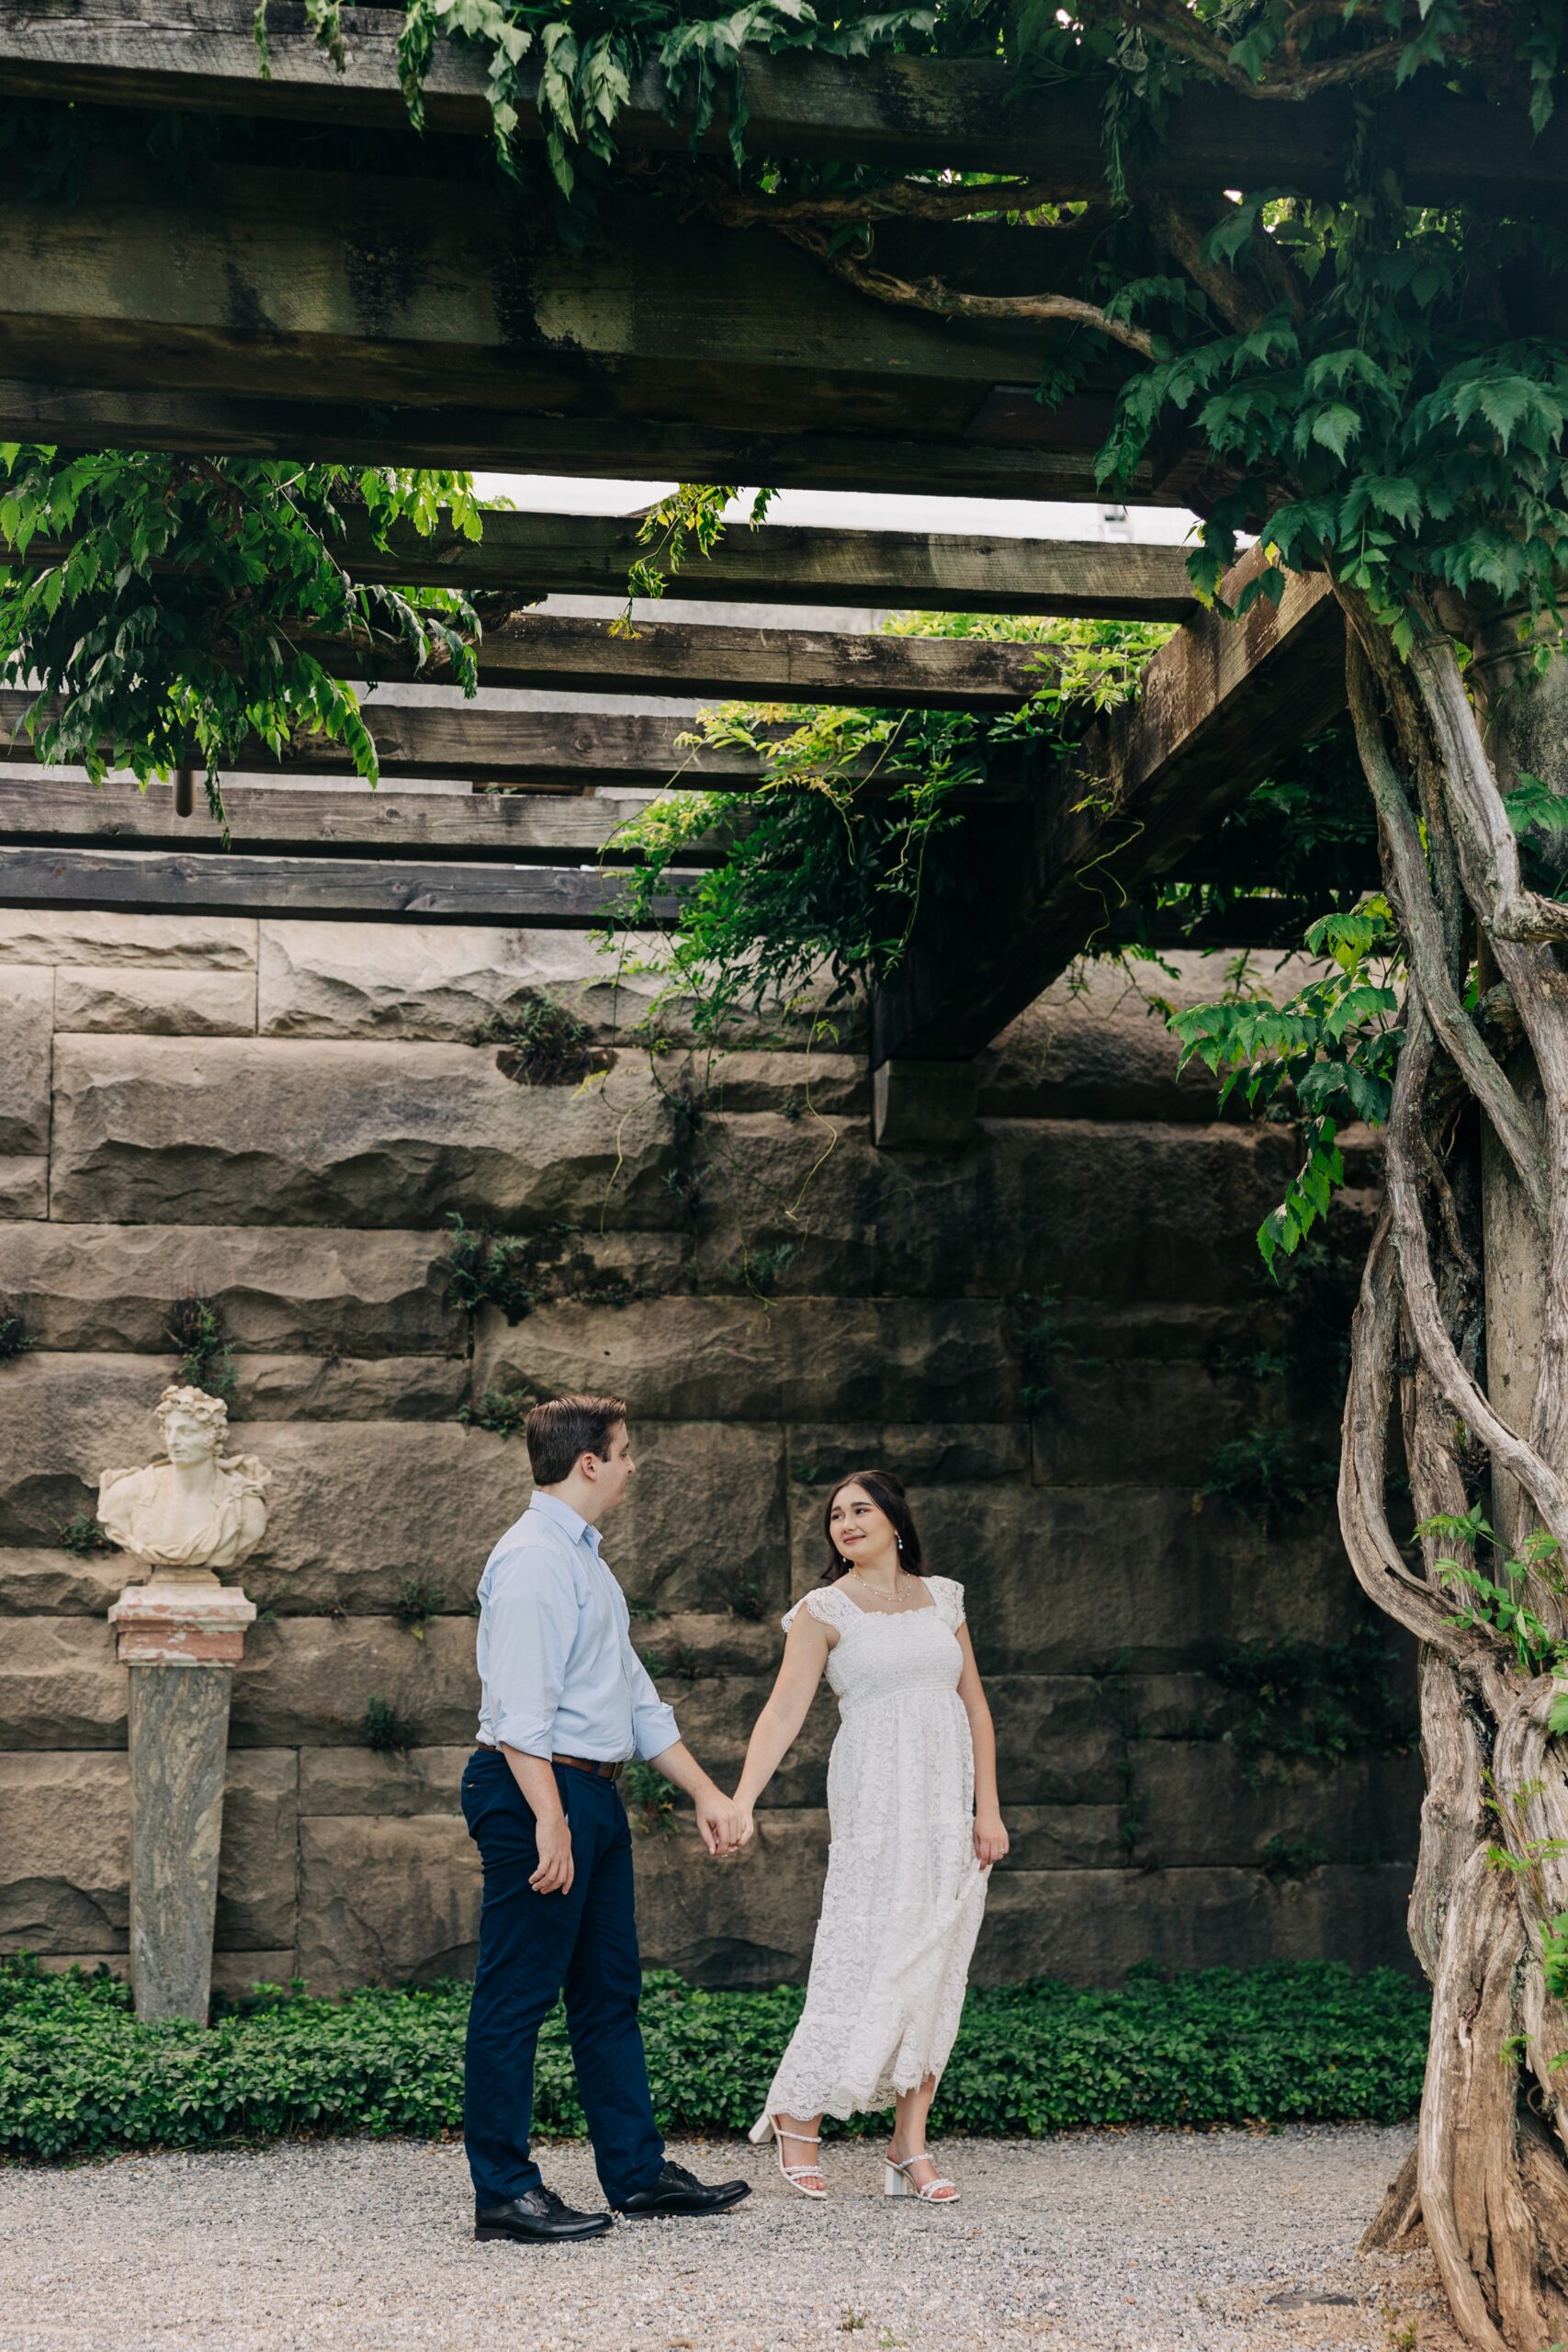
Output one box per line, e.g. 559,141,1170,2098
2,2,1562,208
871,551,1348,1069
320,610,1064,712
0,156,1205,497
0,694,980,794
0,379,1145,503
0,843,686,923
16,512,1198,619
23,510,1193,621
0,775,701,864
272,513,1198,618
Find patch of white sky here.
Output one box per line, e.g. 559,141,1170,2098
471,473,1199,547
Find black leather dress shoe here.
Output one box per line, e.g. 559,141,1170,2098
613,2160,751,2218
474,2187,613,2243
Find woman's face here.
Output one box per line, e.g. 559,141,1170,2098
829,1483,898,1568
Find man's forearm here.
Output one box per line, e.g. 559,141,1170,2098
502,1744,567,1824
647,1738,719,1802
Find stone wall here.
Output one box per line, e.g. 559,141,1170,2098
0,911,1419,1996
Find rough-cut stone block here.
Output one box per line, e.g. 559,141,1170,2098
690,1113,1298,1306
481,1295,1021,1423
259,921,665,1043
0,967,51,1155
1132,1743,1424,1870
703,1052,867,1118
632,1807,828,1987
637,1668,1122,1810
53,967,257,1037
232,1355,469,1422
631,1613,782,1675
231,1423,526,1612
296,1815,479,1988
210,1951,296,1998
299,1746,468,1817
0,912,255,967
611,1423,789,1616
231,1616,479,1749
0,1159,46,1217
972,1862,1416,1986
690,1113,878,1299
649,1675,834,1807
0,1618,126,1747
0,1751,129,1952
216,1750,299,1953
0,1224,454,1355
50,1037,679,1229
979,955,1323,1125
1031,1359,1258,1487
789,1424,1031,1489
1005,1803,1125,1873
0,1546,128,1616
788,1482,1365,1674
878,1122,1303,1306
0,1352,183,1541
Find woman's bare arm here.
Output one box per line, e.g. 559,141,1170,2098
955,1624,1010,1868
731,1609,834,1828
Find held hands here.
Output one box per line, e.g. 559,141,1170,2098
695,1787,754,1860
974,1812,1010,1871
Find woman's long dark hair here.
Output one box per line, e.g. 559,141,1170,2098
820,1469,924,1584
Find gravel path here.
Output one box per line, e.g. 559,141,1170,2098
0,2127,1427,2352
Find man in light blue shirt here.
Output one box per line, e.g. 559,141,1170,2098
461,1391,751,2245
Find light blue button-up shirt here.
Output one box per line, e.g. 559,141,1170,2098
474,1491,680,1763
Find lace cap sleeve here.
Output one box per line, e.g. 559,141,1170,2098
931,1576,966,1630
781,1587,847,1635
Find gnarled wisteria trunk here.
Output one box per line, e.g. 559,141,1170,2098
1339,590,1568,2347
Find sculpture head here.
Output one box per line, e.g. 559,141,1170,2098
153,1385,230,1466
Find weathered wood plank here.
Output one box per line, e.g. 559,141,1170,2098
0,694,919,790
2,1,1562,207
16,511,1197,619
0,844,686,923
0,163,1098,449
0,776,708,863
871,552,1348,1064
313,514,1199,618
0,159,1217,497
321,611,1060,712
0,379,1149,503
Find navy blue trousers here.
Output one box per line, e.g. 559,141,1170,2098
460,1747,664,2207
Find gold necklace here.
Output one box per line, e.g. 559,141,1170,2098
847,1565,911,1609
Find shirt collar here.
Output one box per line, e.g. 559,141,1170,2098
526,1488,603,1556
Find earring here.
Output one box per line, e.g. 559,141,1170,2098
896,1537,903,1552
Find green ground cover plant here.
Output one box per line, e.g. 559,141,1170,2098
0,1955,1427,2164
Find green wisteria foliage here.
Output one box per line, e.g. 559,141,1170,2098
0,452,482,827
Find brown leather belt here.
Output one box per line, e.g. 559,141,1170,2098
552,1752,625,1781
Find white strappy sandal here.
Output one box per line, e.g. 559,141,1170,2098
749,2111,828,2198
885,2151,959,2203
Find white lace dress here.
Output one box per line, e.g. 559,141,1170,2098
761,1573,989,2121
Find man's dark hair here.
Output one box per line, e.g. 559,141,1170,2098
525,1393,629,1487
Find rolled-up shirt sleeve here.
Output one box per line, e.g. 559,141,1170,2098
488,1550,579,1759
625,1637,680,1762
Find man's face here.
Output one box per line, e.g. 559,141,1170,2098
587,1422,637,1515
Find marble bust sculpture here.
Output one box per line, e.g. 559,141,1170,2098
98,1385,271,1574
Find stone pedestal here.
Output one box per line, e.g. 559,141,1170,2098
108,1571,256,2022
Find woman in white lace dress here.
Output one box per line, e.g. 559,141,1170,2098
730,1469,1009,2204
